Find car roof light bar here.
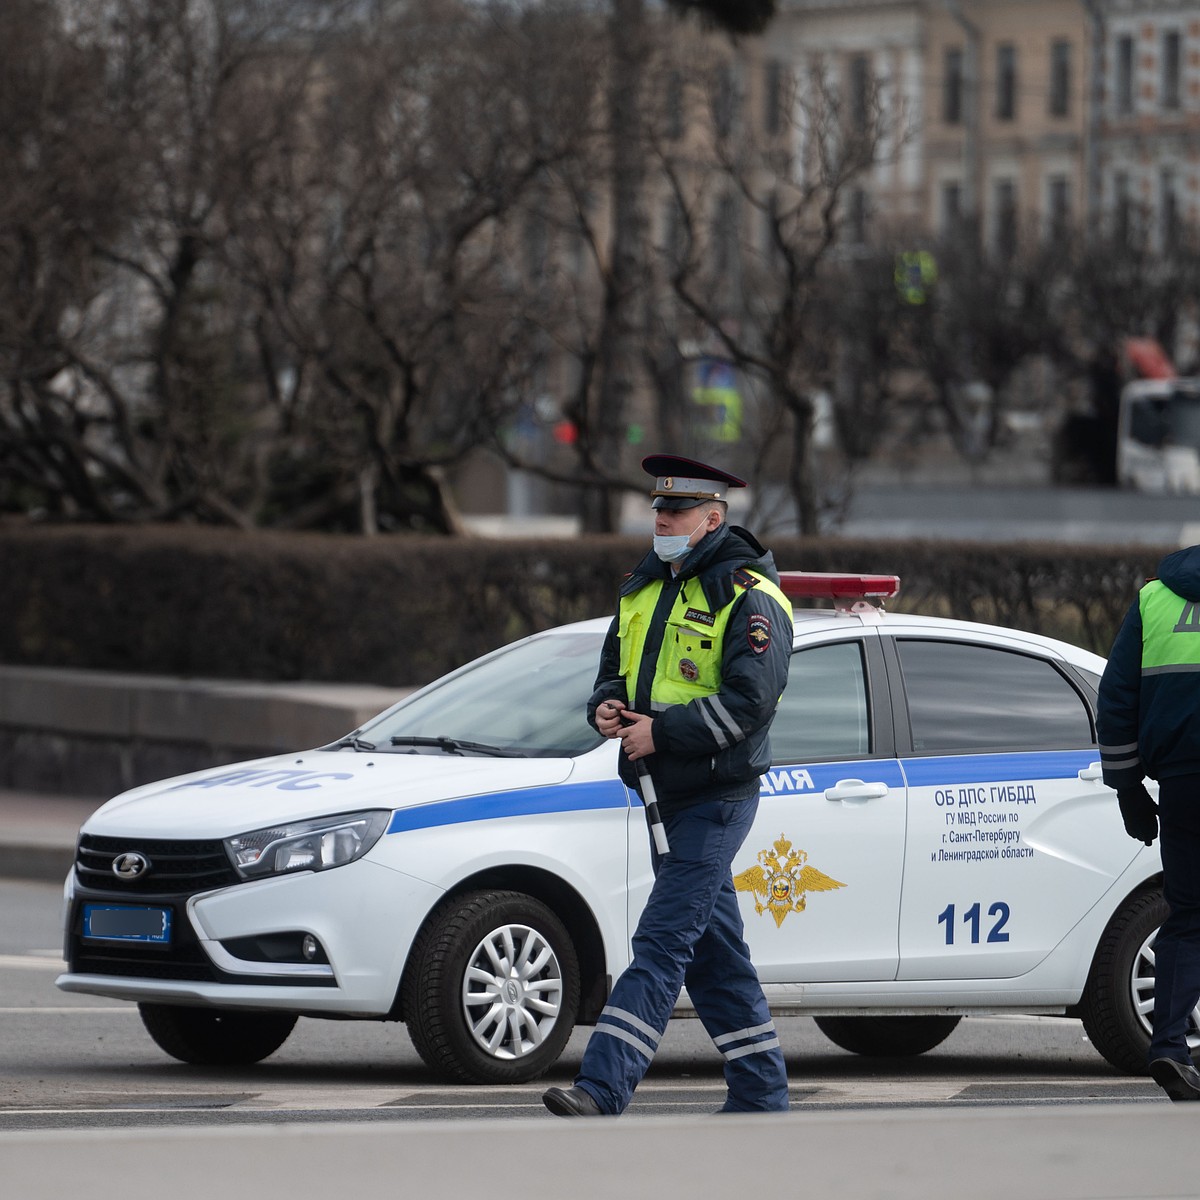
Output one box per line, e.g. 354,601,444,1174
777,572,901,616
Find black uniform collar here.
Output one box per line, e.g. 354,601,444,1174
620,523,772,608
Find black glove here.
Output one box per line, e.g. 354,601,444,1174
1117,784,1158,846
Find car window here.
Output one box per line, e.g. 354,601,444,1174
772,641,871,763
362,631,606,757
895,638,1095,753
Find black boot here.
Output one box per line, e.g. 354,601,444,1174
542,1085,604,1117
1149,1057,1200,1101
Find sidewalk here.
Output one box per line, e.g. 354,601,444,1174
0,668,413,880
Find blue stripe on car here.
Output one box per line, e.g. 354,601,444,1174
386,779,630,834
900,749,1097,786
385,749,1101,834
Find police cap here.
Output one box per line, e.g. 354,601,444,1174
642,454,747,510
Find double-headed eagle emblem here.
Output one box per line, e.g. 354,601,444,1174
734,835,846,927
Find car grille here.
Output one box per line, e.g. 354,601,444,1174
75,834,239,893
68,836,332,988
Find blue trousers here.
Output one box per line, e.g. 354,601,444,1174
574,795,789,1114
1150,776,1200,1064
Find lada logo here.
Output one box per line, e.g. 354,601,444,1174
112,851,150,880
734,835,845,927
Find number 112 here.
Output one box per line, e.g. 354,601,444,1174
937,901,1011,945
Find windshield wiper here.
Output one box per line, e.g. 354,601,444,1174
389,735,523,758
331,733,377,751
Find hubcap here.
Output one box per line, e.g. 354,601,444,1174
1130,927,1200,1051
461,923,563,1060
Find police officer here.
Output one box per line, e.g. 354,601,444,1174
1098,544,1200,1100
542,455,791,1117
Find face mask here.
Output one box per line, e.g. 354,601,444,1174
653,513,710,563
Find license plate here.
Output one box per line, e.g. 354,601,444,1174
82,904,172,944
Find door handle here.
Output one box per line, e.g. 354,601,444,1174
1078,762,1104,782
824,778,889,802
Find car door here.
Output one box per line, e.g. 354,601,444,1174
886,630,1139,981
739,630,907,983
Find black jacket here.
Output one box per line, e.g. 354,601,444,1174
1098,544,1200,787
586,523,791,812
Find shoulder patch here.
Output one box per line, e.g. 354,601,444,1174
733,569,759,590
748,613,772,654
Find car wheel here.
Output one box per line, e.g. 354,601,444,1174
138,1003,297,1065
813,1014,962,1057
402,889,581,1084
1079,887,1200,1074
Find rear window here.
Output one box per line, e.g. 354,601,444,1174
896,638,1095,753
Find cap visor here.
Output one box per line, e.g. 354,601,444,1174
651,495,709,510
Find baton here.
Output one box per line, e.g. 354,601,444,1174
613,706,670,855
633,757,670,857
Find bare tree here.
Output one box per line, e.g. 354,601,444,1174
222,0,604,532
651,57,899,534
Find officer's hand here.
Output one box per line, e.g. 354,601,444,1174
616,711,656,761
1117,784,1158,846
596,700,627,738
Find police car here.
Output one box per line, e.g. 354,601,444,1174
57,573,1171,1083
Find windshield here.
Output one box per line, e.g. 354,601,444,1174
357,629,607,757
1129,389,1200,449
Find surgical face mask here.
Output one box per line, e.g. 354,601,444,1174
653,512,710,563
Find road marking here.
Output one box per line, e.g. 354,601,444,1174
0,1006,133,1014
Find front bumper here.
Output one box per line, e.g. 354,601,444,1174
59,853,443,1015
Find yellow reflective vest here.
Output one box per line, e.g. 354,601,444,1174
618,570,791,712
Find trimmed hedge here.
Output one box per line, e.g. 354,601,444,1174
0,523,1170,685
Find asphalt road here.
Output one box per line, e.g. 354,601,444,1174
0,877,1165,1132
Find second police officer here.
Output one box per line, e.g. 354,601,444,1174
1098,543,1200,1101
542,454,792,1117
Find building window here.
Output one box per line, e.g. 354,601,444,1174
1114,171,1132,243
996,43,1017,121
944,47,963,124
849,54,871,133
1162,30,1182,111
1047,175,1071,237
993,179,1018,256
1116,35,1134,115
713,192,738,277
761,195,782,265
846,188,868,244
664,195,686,270
1161,167,1179,250
764,60,784,135
942,181,962,234
713,63,738,140
666,70,684,140
1049,39,1071,118
524,211,547,282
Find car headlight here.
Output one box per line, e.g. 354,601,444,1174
224,811,390,880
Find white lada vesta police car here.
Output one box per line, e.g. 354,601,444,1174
58,573,1173,1083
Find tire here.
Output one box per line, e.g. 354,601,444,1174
138,1003,297,1066
1078,887,1198,1075
401,889,581,1084
813,1014,962,1057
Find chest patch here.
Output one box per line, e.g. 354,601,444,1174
747,613,772,654
684,607,716,627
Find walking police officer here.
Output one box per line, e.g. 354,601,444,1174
542,455,792,1117
1098,544,1200,1100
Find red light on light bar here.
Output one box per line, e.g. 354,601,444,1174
778,572,901,600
